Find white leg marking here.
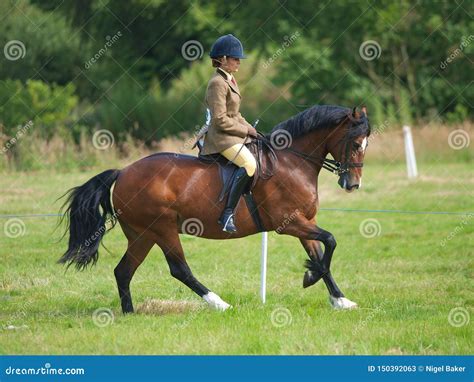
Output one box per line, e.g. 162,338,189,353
203,292,232,311
329,296,358,310
358,137,367,189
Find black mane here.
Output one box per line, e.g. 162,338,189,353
268,105,370,139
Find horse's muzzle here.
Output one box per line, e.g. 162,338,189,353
338,175,359,192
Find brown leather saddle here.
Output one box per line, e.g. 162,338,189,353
197,136,277,232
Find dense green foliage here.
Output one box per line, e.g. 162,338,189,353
0,0,472,146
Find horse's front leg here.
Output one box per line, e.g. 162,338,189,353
299,238,341,294
281,219,357,310
299,238,357,309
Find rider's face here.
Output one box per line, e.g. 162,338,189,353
222,57,240,73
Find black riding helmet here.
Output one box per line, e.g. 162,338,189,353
209,34,246,59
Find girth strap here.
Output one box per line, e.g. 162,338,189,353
243,193,266,232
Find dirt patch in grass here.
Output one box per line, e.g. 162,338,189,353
136,299,203,315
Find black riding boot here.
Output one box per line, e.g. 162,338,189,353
218,167,253,233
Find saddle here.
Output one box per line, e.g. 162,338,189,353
197,135,277,232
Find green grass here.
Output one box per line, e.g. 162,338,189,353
0,160,472,355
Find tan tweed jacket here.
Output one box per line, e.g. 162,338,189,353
201,69,252,155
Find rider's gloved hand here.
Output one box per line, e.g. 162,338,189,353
247,126,258,138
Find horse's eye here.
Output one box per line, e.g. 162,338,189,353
353,143,361,151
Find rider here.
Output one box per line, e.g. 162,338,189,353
201,34,258,233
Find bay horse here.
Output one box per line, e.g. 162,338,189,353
60,105,370,313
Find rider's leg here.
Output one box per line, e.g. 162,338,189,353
218,144,256,233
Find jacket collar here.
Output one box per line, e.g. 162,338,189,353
217,67,233,81
216,68,240,96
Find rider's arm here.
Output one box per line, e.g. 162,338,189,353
236,112,253,129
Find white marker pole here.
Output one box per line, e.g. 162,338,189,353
260,232,268,303
403,125,418,179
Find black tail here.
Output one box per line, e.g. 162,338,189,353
59,169,121,270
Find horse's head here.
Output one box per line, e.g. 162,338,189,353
327,106,370,193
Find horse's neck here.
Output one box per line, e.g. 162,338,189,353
274,130,327,188
290,130,329,166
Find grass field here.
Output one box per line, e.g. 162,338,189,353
0,158,472,355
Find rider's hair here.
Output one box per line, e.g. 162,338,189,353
211,56,227,68
211,58,222,67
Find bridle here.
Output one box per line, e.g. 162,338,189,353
265,125,365,176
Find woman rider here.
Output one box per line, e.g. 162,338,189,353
201,34,258,233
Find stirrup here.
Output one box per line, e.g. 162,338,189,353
219,213,236,233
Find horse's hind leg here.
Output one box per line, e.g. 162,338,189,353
114,222,155,314
300,238,357,310
154,225,231,311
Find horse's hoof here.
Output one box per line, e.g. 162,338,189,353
203,292,232,311
329,296,358,310
212,301,232,311
303,270,324,288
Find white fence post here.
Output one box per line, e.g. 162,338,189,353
260,232,268,303
403,125,418,179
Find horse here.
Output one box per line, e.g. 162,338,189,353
59,105,370,313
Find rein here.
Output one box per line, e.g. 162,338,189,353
257,134,364,176
283,146,345,175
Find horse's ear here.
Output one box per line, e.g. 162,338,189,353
351,106,360,120
361,105,368,116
